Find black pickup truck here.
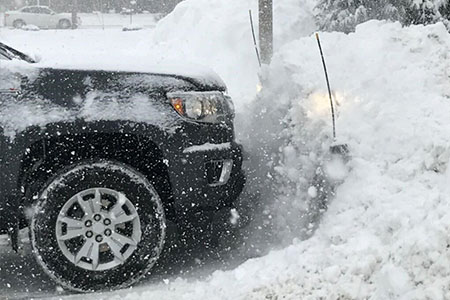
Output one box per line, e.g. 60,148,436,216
0,42,245,292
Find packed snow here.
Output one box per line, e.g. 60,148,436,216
183,142,231,153
2,0,450,299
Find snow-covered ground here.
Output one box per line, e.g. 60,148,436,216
2,0,450,298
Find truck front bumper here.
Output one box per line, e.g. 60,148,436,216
167,141,245,221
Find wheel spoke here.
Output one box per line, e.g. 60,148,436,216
77,190,103,216
92,188,103,214
75,240,94,264
110,202,124,218
57,216,84,241
59,216,83,228
77,195,94,216
111,231,138,247
59,228,85,241
89,242,100,270
112,211,138,225
106,237,125,262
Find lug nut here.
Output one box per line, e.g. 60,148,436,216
103,218,111,226
93,214,102,221
95,235,103,243
104,229,112,236
84,220,92,227
86,231,93,238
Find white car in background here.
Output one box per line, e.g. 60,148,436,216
4,6,77,29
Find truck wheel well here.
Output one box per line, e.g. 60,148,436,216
19,133,174,219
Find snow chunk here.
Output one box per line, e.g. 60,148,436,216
229,208,240,226
21,25,40,31
183,142,231,153
307,186,317,198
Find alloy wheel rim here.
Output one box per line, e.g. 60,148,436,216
55,187,141,271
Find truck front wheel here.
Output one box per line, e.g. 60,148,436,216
29,161,166,292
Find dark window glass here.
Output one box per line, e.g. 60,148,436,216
28,7,41,14
38,7,52,14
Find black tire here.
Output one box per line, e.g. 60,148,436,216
30,161,166,292
13,19,25,29
58,19,71,29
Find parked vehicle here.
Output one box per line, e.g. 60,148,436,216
4,6,78,29
0,42,246,292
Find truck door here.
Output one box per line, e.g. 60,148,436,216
0,56,29,198
0,60,17,223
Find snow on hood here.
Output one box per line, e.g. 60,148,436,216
0,91,181,139
35,59,226,90
0,61,183,139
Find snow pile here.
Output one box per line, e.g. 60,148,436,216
21,25,40,31
91,21,450,299
238,20,450,299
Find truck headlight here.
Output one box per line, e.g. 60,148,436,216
167,91,234,124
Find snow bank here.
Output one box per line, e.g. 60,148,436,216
79,21,450,300
236,20,450,299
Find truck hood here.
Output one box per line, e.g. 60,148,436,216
0,41,226,91
35,60,227,92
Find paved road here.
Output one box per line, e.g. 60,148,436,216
0,234,252,299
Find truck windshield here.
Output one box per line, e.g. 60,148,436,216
0,42,36,63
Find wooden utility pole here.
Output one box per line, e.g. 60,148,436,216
71,0,78,29
259,0,273,64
